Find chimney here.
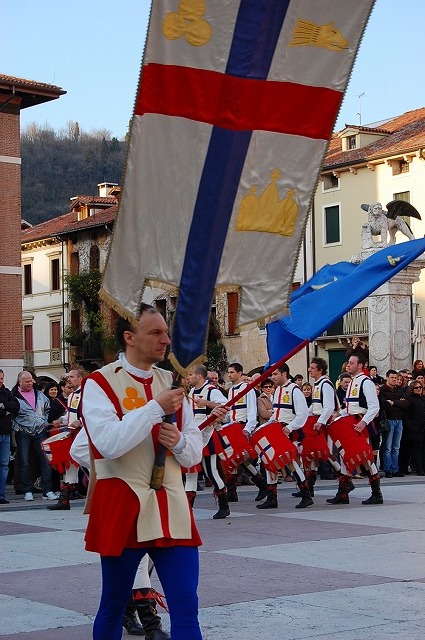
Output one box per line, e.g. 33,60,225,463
98,182,118,197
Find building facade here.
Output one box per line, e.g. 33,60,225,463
0,74,64,387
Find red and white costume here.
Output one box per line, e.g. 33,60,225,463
82,354,203,556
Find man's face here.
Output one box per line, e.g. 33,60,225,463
308,363,321,381
62,382,74,395
227,367,242,384
271,369,286,386
340,377,351,390
346,356,361,376
125,311,171,367
208,371,219,386
187,368,198,388
0,373,3,386
67,370,82,391
386,373,399,388
19,373,34,392
398,372,410,387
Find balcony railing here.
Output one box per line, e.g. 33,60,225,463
319,307,369,339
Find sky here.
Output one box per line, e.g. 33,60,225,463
2,1,425,140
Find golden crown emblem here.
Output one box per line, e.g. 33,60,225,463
235,169,299,237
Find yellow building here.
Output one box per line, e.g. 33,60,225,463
313,107,425,379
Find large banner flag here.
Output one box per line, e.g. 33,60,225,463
267,239,425,364
101,0,375,373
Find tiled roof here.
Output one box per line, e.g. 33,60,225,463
324,107,425,169
22,205,118,244
0,74,65,94
69,196,118,208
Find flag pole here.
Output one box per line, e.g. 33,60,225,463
198,338,311,431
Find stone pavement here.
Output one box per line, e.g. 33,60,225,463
1,476,425,639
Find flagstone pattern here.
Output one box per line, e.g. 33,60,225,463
1,478,425,639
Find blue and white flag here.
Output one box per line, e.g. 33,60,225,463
101,0,375,372
267,239,425,364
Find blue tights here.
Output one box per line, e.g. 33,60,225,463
93,546,202,640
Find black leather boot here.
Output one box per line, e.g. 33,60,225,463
252,473,268,501
213,488,230,519
225,473,238,502
362,474,383,505
133,589,170,640
47,484,71,511
294,482,313,509
256,485,278,509
326,475,351,504
122,598,145,636
292,469,316,498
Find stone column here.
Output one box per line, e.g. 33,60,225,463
368,259,425,374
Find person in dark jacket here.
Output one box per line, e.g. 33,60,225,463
379,369,409,478
369,366,385,386
0,369,20,504
404,382,425,475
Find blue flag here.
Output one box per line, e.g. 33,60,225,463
267,239,425,363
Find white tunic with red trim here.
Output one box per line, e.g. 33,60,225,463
227,382,258,434
272,382,308,432
82,355,203,556
189,382,226,454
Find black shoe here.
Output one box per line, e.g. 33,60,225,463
47,497,70,511
385,471,393,478
393,471,405,477
256,496,278,509
295,496,314,509
291,490,302,498
213,493,230,519
123,617,145,636
255,487,268,501
0,499,10,504
326,495,349,505
213,505,230,519
362,494,383,505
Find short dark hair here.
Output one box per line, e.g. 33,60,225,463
339,373,351,381
261,378,273,389
386,369,398,378
194,365,208,379
228,362,243,374
115,303,157,351
276,363,290,376
349,351,367,366
44,381,59,395
294,373,303,380
311,357,327,375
